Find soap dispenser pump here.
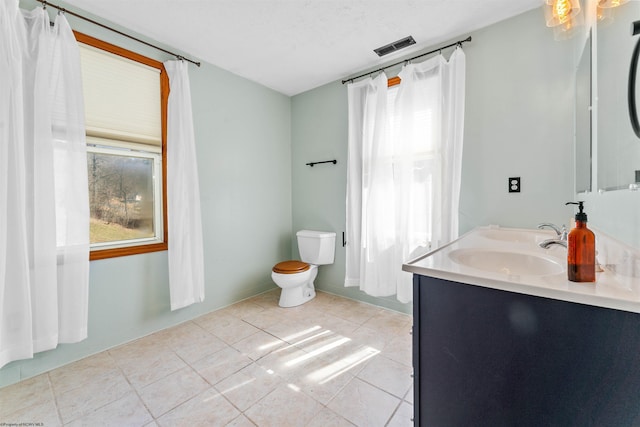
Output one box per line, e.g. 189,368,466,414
565,201,595,282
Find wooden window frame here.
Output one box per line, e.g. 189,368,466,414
74,32,169,261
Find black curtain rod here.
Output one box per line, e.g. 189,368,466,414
37,0,201,67
341,36,471,84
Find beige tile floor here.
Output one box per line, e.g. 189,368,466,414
0,290,414,427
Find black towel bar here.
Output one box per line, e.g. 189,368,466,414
306,159,337,167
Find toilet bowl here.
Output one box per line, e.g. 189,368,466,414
271,230,335,308
271,261,317,308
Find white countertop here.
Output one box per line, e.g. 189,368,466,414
402,225,640,314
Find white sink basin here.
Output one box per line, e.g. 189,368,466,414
448,248,564,276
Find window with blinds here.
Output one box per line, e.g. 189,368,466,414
76,33,168,260
80,43,161,148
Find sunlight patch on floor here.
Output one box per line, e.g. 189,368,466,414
287,383,301,392
307,346,380,385
286,336,351,367
282,325,322,342
287,329,332,347
216,377,256,395
258,337,289,351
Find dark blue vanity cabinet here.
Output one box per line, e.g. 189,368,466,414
412,274,640,427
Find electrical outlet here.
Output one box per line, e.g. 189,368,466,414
509,177,521,193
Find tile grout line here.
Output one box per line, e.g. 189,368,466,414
46,372,64,426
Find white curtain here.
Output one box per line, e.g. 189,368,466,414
345,48,466,303
164,60,205,311
1,4,90,368
345,73,391,294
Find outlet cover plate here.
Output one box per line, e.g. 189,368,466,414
509,177,521,193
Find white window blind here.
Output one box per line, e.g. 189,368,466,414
79,43,161,147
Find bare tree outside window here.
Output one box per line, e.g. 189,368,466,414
87,152,155,243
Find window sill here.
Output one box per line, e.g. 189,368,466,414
90,242,167,261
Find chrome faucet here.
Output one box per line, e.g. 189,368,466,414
538,223,568,249
539,239,567,249
537,223,563,236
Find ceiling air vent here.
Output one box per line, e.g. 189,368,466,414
374,36,416,57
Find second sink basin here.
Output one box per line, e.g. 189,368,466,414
448,248,564,276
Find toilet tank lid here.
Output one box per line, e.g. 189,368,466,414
296,230,336,238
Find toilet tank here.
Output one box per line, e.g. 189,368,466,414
297,230,336,265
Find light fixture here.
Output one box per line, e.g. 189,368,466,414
597,0,630,28
552,12,583,40
542,0,582,40
597,0,628,8
543,0,581,27
543,0,630,40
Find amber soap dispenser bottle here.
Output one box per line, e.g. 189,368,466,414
566,201,595,282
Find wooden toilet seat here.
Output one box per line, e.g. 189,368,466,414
272,260,310,274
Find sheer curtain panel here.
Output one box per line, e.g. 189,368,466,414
1,0,33,367
0,4,90,369
345,48,465,303
345,74,389,292
164,60,205,311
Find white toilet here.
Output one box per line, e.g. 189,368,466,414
271,230,336,307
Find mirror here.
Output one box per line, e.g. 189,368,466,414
574,1,640,251
596,1,640,191
576,31,591,194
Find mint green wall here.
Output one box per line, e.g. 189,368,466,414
460,9,575,231
290,7,575,313
2,1,291,387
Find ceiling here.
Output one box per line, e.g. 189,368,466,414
63,0,542,96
